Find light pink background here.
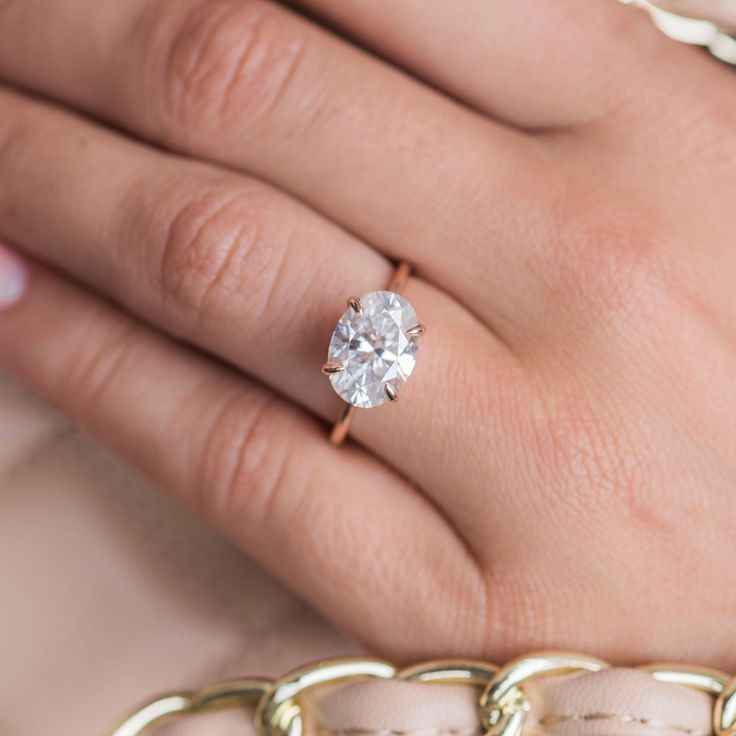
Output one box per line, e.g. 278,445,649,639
0,371,358,734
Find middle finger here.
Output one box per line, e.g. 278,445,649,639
0,0,558,336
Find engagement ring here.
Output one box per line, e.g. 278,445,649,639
322,261,425,445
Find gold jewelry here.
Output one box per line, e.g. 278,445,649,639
105,650,736,736
322,261,425,445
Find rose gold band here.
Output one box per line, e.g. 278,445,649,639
329,261,411,445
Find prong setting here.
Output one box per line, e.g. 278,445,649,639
324,262,417,443
347,296,362,313
384,384,399,402
321,362,345,375
326,290,421,408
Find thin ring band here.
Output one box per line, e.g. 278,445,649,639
329,261,411,445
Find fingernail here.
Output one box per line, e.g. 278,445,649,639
0,241,29,309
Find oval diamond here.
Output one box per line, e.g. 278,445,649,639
327,290,421,408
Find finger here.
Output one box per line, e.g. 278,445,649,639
0,86,518,547
0,0,553,333
292,0,654,129
0,85,392,409
292,0,736,130
0,244,487,658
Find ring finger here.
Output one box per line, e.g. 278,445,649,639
0,87,521,546
0,0,557,335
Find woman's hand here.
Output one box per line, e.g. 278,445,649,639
0,0,734,666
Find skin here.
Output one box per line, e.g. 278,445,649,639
0,0,734,668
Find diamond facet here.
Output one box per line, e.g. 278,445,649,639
326,290,420,408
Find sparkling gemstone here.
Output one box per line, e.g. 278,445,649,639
327,290,421,408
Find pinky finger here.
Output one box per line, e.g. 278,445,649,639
0,242,484,657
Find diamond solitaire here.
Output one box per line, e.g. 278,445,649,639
322,262,425,444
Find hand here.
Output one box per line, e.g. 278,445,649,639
0,0,734,666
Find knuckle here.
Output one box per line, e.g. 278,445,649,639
193,392,290,530
545,180,665,319
148,0,307,139
155,182,280,327
62,315,141,416
0,100,33,171
0,1,20,38
528,385,655,521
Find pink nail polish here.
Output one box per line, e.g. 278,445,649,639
0,241,29,309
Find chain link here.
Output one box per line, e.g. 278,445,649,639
255,658,396,736
716,676,736,736
479,651,607,736
398,659,498,686
105,651,736,736
107,678,271,736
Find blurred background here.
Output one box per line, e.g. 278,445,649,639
0,370,357,734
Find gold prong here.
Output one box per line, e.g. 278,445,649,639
406,323,426,336
347,296,362,313
384,384,398,402
321,362,344,375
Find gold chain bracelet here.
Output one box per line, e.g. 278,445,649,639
107,651,736,736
